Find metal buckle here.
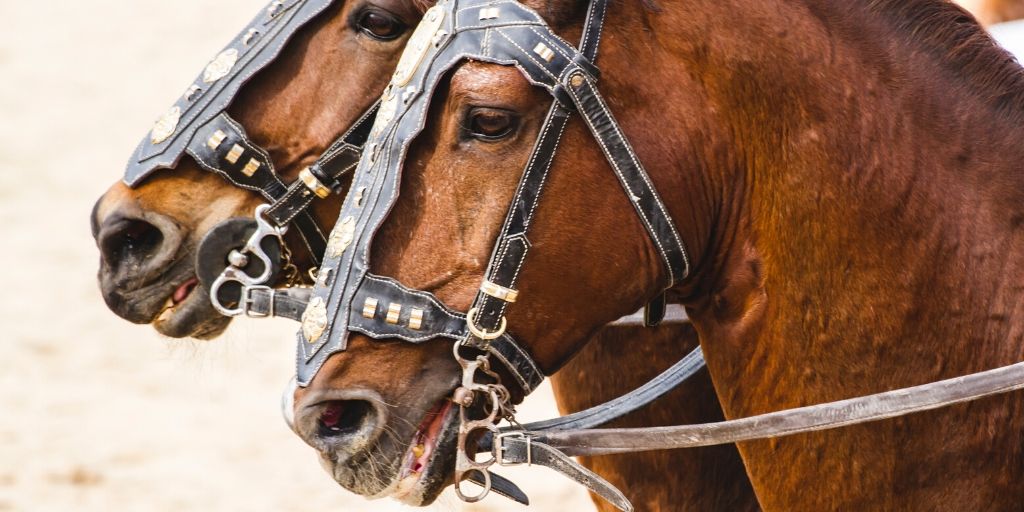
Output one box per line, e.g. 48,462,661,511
243,285,274,318
495,431,532,466
466,307,507,341
210,204,287,316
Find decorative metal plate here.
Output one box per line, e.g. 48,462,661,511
391,4,444,87
371,89,399,138
327,216,356,257
301,296,328,343
150,106,181,144
203,49,239,83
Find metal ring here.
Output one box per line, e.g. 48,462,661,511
453,469,491,503
466,307,507,341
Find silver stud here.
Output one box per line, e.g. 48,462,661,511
185,85,202,101
268,1,284,17
243,28,260,45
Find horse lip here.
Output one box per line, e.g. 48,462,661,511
392,403,461,504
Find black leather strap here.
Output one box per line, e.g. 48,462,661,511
187,113,327,265
562,69,689,283
125,0,337,184
496,434,631,511
467,104,571,344
245,287,313,320
264,102,379,225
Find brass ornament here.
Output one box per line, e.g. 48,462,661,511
301,296,328,343
203,48,239,83
392,5,445,87
386,303,402,324
327,216,356,257
409,308,425,330
362,297,379,319
150,106,181,144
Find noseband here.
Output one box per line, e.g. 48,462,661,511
122,0,376,314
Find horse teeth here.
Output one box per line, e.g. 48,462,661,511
412,444,425,458
157,307,173,322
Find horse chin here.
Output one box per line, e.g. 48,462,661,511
326,400,460,506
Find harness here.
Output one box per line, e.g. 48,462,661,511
295,0,688,506
122,0,376,314
294,0,1024,510
121,0,706,505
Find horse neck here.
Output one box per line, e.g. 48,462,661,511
635,0,1024,414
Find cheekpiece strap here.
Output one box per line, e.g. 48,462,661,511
465,0,688,344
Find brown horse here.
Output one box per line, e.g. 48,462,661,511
292,0,1024,509
90,0,754,510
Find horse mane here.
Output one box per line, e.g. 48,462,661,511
839,0,1024,117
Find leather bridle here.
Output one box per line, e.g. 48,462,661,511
122,0,375,315
118,1,1024,510
289,0,1024,510
294,0,689,507
121,0,707,507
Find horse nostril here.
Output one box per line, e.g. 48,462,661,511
100,218,165,267
316,400,376,440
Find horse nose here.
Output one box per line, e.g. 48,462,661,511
94,198,185,289
293,390,387,455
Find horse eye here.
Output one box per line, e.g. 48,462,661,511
467,109,517,141
357,11,404,40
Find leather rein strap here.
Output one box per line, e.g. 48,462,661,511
497,358,1024,457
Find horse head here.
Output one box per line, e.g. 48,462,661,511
91,0,421,338
288,0,708,503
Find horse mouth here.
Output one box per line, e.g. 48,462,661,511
151,274,228,339
392,400,459,504
156,276,199,320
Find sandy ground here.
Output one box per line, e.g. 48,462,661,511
0,1,594,510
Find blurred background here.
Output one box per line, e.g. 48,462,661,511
0,0,1002,511
0,1,593,510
